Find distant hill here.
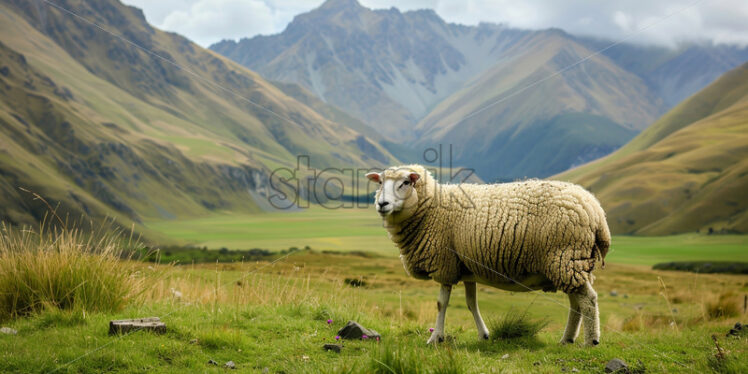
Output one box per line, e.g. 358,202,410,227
556,63,748,235
211,0,747,181
0,0,397,232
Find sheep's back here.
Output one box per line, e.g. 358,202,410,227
443,180,606,289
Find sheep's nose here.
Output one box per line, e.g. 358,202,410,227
378,201,390,208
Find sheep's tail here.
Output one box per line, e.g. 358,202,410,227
593,223,611,269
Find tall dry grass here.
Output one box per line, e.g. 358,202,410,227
0,220,146,320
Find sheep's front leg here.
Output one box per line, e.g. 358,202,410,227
427,284,452,344
464,281,489,340
560,293,581,344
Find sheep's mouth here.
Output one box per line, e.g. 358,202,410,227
377,208,392,217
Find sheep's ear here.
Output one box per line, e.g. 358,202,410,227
365,172,381,183
408,172,420,184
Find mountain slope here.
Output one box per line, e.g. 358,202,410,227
413,30,661,180
0,0,396,231
556,63,748,235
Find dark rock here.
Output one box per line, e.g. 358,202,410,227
225,361,236,369
610,290,618,297
208,359,218,365
323,343,342,353
727,322,744,337
337,320,381,340
605,358,629,373
0,327,18,335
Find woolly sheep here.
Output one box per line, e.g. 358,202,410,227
365,165,610,346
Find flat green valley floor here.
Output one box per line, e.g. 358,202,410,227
144,208,748,265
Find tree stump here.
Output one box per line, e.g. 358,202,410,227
109,317,166,335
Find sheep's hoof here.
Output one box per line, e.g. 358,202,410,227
560,338,574,345
426,333,445,344
584,339,600,347
480,332,489,340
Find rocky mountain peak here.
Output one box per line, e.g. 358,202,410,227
317,0,365,12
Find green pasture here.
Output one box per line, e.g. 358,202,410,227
145,208,748,265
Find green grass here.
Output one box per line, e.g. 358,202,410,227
0,222,145,320
145,209,748,265
0,266,745,373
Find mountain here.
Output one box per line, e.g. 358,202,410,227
556,63,748,235
0,0,397,232
210,0,540,138
413,30,661,181
210,0,746,182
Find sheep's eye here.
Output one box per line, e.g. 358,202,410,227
378,181,382,185
402,181,410,186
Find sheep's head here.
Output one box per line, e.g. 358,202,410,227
366,165,426,221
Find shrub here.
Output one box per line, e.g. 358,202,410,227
0,220,145,320
489,309,548,340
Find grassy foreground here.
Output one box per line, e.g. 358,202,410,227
1,251,747,373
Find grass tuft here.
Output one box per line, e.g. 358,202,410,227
369,345,463,374
0,220,146,320
705,292,741,320
489,309,549,340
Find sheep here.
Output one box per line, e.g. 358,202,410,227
365,164,610,346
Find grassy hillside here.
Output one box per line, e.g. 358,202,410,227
0,0,397,231
413,31,661,181
556,63,748,235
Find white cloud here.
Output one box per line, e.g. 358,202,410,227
122,0,748,47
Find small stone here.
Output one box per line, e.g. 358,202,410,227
189,338,198,344
225,361,236,369
500,353,509,359
734,322,743,330
605,358,629,373
208,359,218,366
323,343,342,353
623,294,629,299
0,327,17,335
572,368,580,373
533,361,540,366
262,368,269,373
302,355,310,361
337,321,381,340
610,290,618,297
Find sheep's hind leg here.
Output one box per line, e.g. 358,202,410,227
576,281,600,346
464,281,489,340
560,293,581,344
427,284,452,344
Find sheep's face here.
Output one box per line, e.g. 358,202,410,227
366,168,420,219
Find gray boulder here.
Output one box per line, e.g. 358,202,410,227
337,320,380,340
604,358,629,373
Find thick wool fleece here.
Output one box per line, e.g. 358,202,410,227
379,165,610,293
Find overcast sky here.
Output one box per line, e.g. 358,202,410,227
122,0,748,48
